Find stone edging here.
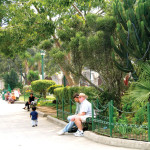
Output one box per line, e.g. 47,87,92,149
47,115,67,127
84,131,150,150
46,115,150,150
37,110,50,117
14,101,26,104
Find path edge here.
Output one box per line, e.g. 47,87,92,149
46,115,150,150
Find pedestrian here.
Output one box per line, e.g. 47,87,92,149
58,93,80,135
30,107,38,127
23,93,36,111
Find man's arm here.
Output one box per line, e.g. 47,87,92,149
77,112,86,116
70,112,86,121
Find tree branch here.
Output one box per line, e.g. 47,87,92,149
72,3,85,20
79,73,104,92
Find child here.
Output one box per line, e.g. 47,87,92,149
8,92,16,104
30,107,38,127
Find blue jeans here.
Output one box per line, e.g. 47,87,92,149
63,115,76,132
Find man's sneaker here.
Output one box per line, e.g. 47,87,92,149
57,130,65,135
32,125,35,127
74,130,84,137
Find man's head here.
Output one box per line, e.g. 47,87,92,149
73,93,79,103
30,93,33,97
78,93,88,103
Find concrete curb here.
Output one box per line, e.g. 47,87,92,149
46,115,150,150
37,111,50,117
47,115,67,127
84,131,150,150
14,101,26,104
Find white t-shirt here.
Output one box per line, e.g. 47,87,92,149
75,102,80,115
14,90,19,97
79,99,92,116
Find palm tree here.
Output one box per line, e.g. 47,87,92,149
123,62,150,107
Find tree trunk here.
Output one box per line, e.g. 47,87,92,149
43,91,46,99
25,59,29,75
38,61,41,74
59,65,74,86
53,34,76,86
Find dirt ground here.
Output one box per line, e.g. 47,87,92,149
37,106,56,116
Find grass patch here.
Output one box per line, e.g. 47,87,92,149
19,95,29,102
19,94,56,102
38,100,56,107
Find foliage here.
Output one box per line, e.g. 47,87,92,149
48,84,63,94
31,80,56,98
38,100,56,107
122,100,133,112
99,90,120,106
111,0,150,80
123,62,150,107
3,69,19,90
23,85,32,92
132,108,147,125
27,70,39,83
16,82,23,91
132,128,146,136
54,86,100,103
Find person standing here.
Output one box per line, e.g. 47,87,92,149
58,93,80,135
30,107,38,127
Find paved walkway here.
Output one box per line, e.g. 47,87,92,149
0,99,138,150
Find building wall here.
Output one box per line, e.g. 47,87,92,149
0,80,4,89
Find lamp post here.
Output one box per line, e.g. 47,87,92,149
20,63,22,83
40,50,45,80
63,76,66,87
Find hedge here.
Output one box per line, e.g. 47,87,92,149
54,86,100,103
31,80,56,98
48,84,63,94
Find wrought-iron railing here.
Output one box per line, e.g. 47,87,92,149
56,97,150,142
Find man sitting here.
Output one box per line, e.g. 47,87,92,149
72,93,92,137
23,93,36,111
58,93,80,135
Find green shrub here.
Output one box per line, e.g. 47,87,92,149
27,70,40,83
3,69,19,90
99,90,120,106
31,80,56,98
16,82,23,91
38,100,56,107
54,86,100,103
132,108,147,125
132,128,146,135
23,85,33,93
48,84,63,94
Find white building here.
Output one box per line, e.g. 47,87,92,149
0,79,4,89
49,69,102,86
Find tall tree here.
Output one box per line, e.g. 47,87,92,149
111,0,150,80
0,0,107,86
3,68,19,89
